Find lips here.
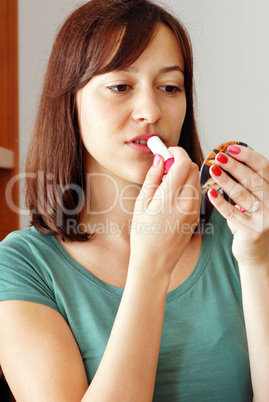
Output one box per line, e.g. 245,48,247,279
126,135,149,153
130,133,164,142
127,141,152,154
126,134,165,154
132,139,148,145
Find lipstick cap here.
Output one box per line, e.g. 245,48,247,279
164,157,174,173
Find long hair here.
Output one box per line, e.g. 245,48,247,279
25,0,211,241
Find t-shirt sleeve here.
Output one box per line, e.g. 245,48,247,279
0,231,59,312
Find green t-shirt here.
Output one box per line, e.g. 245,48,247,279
0,210,252,401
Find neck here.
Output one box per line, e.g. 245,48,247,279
81,171,141,241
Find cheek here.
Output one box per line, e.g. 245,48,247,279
83,102,124,138
78,102,124,163
179,97,187,121
78,103,109,145
169,99,186,129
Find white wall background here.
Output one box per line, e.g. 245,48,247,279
19,0,269,229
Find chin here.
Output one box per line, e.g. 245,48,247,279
122,169,148,187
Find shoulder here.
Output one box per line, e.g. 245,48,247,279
0,226,61,310
1,225,46,244
0,226,53,258
0,225,56,283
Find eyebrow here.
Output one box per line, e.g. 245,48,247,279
120,65,184,75
160,66,184,75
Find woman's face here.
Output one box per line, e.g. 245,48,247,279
76,24,187,185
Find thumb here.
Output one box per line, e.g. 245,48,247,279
134,154,165,214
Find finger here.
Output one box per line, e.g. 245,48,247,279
207,187,252,229
135,154,165,213
226,144,269,184
209,164,262,213
207,187,266,242
214,152,269,201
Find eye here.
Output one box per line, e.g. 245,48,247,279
108,84,131,93
159,85,182,94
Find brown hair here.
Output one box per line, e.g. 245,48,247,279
25,0,211,241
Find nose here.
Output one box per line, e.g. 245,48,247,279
131,88,162,123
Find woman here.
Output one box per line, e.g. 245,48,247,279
0,0,268,400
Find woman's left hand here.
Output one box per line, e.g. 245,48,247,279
207,144,269,266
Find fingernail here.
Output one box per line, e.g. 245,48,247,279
216,153,228,164
227,145,241,155
209,188,219,198
153,153,161,167
211,164,222,177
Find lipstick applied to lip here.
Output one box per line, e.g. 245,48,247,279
147,135,174,172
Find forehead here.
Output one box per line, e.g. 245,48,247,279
97,23,184,74
128,24,184,72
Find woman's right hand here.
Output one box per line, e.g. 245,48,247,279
129,146,201,280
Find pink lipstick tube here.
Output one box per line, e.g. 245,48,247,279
147,135,174,172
